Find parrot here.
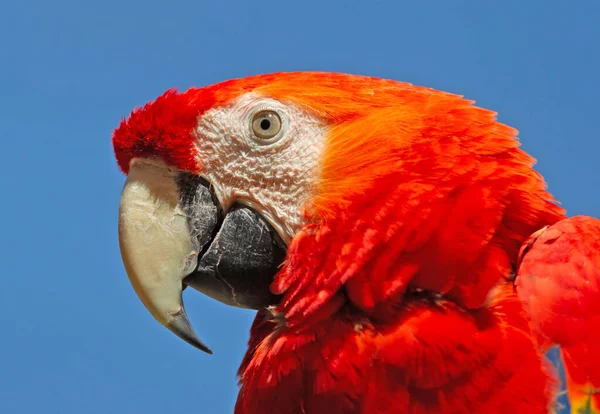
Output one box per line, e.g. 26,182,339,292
112,72,600,414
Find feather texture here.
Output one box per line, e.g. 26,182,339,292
237,284,556,414
234,73,566,413
517,216,600,413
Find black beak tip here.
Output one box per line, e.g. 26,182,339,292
168,312,213,354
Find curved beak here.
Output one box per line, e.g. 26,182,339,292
118,160,217,353
118,160,285,353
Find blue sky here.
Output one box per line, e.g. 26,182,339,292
1,0,598,413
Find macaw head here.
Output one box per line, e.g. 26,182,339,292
113,72,564,353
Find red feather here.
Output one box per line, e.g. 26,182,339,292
237,284,556,414
517,216,600,412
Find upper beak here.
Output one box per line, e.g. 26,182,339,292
118,160,285,353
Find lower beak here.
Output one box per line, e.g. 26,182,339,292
118,160,285,353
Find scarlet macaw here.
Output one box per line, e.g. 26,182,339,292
113,72,599,413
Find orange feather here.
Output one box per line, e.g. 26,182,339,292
232,73,568,413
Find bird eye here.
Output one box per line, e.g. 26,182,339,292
251,110,282,140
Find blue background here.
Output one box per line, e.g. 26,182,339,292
1,0,598,413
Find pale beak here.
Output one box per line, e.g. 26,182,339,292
118,160,285,353
118,160,218,353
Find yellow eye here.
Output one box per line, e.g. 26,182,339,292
251,110,282,140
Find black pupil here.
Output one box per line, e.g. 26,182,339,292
260,119,271,130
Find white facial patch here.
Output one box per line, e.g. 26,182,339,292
194,93,326,243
